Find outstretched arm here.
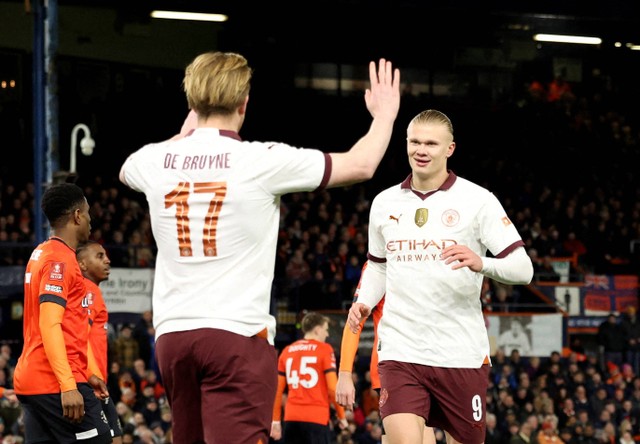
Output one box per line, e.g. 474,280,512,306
328,58,401,187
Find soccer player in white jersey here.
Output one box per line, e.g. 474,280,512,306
119,51,400,443
347,109,534,444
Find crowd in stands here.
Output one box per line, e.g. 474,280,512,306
0,65,639,442
5,327,640,443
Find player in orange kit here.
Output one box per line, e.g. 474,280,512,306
77,240,123,443
14,183,111,443
271,312,348,443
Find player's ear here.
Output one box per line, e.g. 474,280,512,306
238,95,249,116
73,207,82,224
446,141,456,158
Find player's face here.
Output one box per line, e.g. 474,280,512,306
81,243,111,283
406,121,455,183
77,199,91,242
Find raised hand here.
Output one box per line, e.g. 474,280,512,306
364,58,401,122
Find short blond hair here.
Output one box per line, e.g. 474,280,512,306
183,51,252,117
409,109,454,138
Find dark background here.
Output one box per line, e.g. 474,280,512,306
1,0,640,190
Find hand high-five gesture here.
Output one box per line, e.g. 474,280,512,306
365,58,401,121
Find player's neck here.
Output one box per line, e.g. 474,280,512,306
49,229,79,250
411,169,448,192
199,113,243,133
304,333,322,342
84,274,100,286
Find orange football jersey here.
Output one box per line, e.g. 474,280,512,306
85,278,109,379
277,339,339,425
14,238,90,394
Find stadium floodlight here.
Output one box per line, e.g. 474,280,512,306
150,10,228,22
70,123,95,174
533,34,602,45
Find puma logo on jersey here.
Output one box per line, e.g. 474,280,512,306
389,214,402,224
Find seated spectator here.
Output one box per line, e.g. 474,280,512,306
510,417,538,444
485,412,504,444
537,418,562,444
114,325,140,371
118,370,137,408
140,370,165,401
535,255,561,282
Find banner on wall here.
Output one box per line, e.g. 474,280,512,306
100,267,153,313
536,275,638,318
486,313,563,357
582,274,638,315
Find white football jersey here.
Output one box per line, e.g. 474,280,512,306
120,128,328,343
362,172,525,368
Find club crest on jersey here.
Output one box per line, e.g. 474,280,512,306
49,262,65,280
379,388,389,408
441,209,460,227
414,208,428,227
82,291,94,308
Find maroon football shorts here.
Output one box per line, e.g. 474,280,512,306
378,360,490,444
156,328,277,444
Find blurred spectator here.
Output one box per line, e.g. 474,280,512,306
297,269,329,311
133,311,155,370
547,74,574,103
116,401,134,429
509,415,539,443
534,256,561,282
558,427,576,444
118,369,137,408
131,358,148,395
620,307,640,375
537,418,562,444
563,231,587,258
618,430,635,444
140,370,165,401
486,412,505,444
285,247,311,289
114,325,140,371
107,230,130,267
127,230,154,268
107,361,123,406
597,314,625,370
